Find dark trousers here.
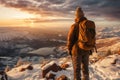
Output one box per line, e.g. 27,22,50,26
72,44,90,80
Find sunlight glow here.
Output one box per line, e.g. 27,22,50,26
0,5,35,19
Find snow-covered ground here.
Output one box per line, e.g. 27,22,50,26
6,54,120,80
90,54,120,80
97,37,120,52
1,26,120,80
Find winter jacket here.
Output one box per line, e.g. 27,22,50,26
67,17,87,51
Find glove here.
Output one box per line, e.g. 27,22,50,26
68,50,72,56
89,50,93,55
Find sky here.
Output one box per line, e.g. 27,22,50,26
0,0,120,28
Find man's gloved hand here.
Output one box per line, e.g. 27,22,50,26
68,50,72,56
89,50,92,55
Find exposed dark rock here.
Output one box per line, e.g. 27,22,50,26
45,72,56,80
41,62,62,78
60,63,69,70
56,75,68,80
19,68,26,72
0,71,8,80
26,65,33,70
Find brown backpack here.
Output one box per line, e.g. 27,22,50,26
78,20,96,50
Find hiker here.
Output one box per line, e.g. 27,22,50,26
67,7,96,80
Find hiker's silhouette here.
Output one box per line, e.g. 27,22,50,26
67,7,96,80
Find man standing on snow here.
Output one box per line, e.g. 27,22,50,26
67,7,96,80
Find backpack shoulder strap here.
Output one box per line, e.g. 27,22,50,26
81,20,87,27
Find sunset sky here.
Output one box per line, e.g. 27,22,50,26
0,0,120,28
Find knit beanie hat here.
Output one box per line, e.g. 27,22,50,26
75,7,84,19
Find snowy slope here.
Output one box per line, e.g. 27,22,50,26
90,54,120,80
97,37,120,52
6,54,120,80
7,64,42,80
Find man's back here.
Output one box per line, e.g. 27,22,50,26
67,7,96,80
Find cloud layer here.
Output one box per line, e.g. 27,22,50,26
0,0,120,21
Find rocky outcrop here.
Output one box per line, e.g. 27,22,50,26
56,75,68,80
60,63,69,70
41,61,62,78
0,71,8,80
41,61,70,79
45,72,56,80
26,65,33,70
19,64,33,72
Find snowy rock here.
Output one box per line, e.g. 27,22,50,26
0,71,8,80
15,57,23,67
26,65,33,70
60,63,69,70
45,72,56,80
19,64,33,72
4,66,11,72
41,61,62,78
56,75,68,80
19,68,26,72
